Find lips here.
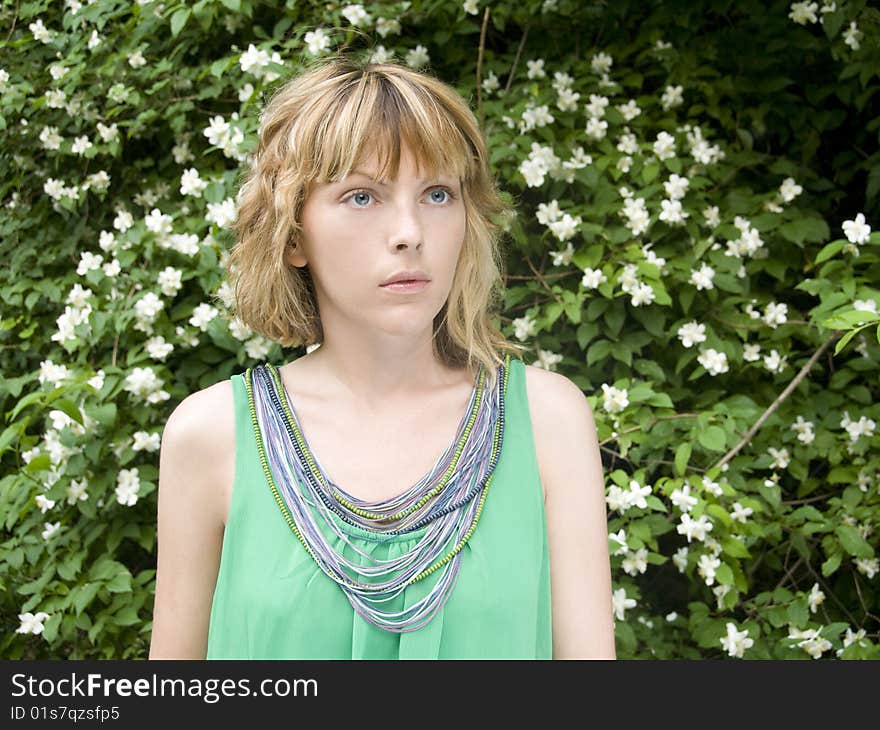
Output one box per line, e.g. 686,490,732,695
380,271,431,286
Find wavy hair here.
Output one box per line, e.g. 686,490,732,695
227,54,525,388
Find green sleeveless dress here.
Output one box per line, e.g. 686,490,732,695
206,357,552,659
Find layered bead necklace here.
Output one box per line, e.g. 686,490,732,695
245,353,510,633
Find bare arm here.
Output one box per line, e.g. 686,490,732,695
148,385,230,659
530,369,616,659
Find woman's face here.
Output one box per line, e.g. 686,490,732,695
287,144,467,339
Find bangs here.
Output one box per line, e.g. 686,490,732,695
305,70,474,186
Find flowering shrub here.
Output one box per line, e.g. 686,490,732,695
1,0,877,659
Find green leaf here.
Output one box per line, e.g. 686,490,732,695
815,240,844,263
836,525,874,558
821,552,842,577
722,538,751,559
170,8,190,37
697,425,726,452
74,582,101,616
52,398,83,426
674,442,691,476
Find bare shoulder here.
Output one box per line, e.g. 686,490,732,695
161,377,236,525
522,364,599,503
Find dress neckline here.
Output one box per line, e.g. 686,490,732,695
265,361,486,506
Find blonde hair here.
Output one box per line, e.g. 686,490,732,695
227,54,525,388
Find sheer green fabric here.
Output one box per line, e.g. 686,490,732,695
206,357,551,659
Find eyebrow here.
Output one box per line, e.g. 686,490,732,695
344,170,458,186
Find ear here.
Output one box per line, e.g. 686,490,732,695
285,243,308,268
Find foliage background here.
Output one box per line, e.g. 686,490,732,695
1,0,878,659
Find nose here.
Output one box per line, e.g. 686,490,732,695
387,198,424,251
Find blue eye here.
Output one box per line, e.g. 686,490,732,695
349,191,372,207
429,188,452,204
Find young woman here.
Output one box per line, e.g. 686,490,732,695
149,56,615,659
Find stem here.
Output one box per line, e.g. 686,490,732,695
503,25,529,97
712,333,839,470
475,7,490,129
598,412,701,446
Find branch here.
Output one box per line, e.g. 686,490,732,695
475,7,490,128
712,332,840,471
503,25,529,97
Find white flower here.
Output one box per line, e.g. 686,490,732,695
843,414,876,443
601,383,629,414
670,484,698,513
780,177,803,203
88,29,101,49
581,267,607,289
611,587,636,621
720,622,754,658
627,480,652,509
206,198,237,228
622,547,649,576
661,85,684,110
180,168,208,197
132,431,161,452
730,501,754,524
853,299,878,314
42,521,61,540
653,131,677,160
145,335,174,361
697,553,721,585
526,59,546,79
66,479,89,505
788,2,819,25
246,336,271,361
677,321,706,348
463,0,480,15
76,251,103,276
591,52,613,75
763,302,788,328
369,45,394,64
128,50,146,68
304,28,331,55
763,349,787,374
534,349,563,370
672,546,689,573
35,494,56,513
536,200,561,225
843,21,862,51
115,468,140,506
375,18,401,37
135,292,164,326
701,475,724,497
585,116,608,140
190,303,219,331
17,611,51,635
690,263,715,291
664,174,690,200
855,557,878,579
548,213,581,242
29,19,52,43
113,210,134,232
788,627,832,659
629,281,655,307
40,126,63,150
97,122,119,143
658,198,689,225
556,87,580,112
609,529,628,556
341,4,371,27
808,582,825,613
842,213,870,245
676,513,713,543
512,314,537,341
697,348,729,376
71,135,93,155
405,45,429,68
481,70,499,94
703,206,721,228
791,415,815,444
101,259,122,279
617,100,641,121
768,447,790,469
157,267,183,297
124,367,169,404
